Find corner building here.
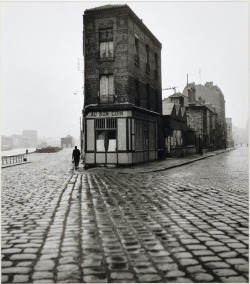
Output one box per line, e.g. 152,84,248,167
83,5,163,166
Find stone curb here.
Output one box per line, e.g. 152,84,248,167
117,148,235,174
1,161,32,168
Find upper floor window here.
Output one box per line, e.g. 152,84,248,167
146,84,151,109
135,34,139,56
99,75,114,103
155,52,158,69
134,34,140,67
99,28,113,59
146,44,149,63
135,80,140,97
154,52,158,79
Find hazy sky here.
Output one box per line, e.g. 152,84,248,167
1,1,248,139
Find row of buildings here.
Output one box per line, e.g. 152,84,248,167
1,130,38,151
81,4,235,167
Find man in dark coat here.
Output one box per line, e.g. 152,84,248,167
72,146,81,169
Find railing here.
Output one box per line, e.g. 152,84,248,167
2,154,26,166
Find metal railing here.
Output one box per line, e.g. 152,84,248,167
2,154,26,166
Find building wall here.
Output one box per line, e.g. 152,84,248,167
183,82,225,119
84,5,162,112
83,5,163,165
186,108,204,136
226,117,235,147
127,14,162,113
183,83,226,149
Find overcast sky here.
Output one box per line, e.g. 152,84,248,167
1,1,248,139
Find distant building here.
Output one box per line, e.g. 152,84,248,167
162,100,196,157
1,136,13,151
83,4,163,166
165,89,220,152
61,135,74,148
183,82,226,149
11,134,26,148
226,118,234,148
232,124,248,146
186,87,218,152
22,130,38,147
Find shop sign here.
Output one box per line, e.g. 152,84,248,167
87,110,129,118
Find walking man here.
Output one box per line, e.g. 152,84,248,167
72,146,81,170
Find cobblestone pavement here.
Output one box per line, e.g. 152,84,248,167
1,147,248,283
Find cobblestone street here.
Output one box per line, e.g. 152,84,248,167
1,147,249,283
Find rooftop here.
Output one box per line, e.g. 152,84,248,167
85,4,126,12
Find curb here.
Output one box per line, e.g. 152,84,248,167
1,161,32,168
117,148,235,174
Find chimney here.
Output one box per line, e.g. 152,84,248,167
188,87,196,103
198,96,202,103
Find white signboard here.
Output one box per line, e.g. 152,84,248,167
86,110,130,118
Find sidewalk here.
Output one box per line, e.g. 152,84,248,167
84,148,235,174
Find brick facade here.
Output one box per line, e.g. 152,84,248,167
84,5,162,112
83,5,163,166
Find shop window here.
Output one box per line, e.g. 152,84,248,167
99,28,113,59
149,122,156,149
100,75,114,103
96,118,117,152
134,120,144,151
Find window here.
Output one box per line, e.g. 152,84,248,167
146,44,149,63
99,28,113,59
134,34,140,66
95,118,117,152
100,75,114,103
154,53,158,80
155,90,159,112
146,45,150,74
155,52,158,69
135,80,140,106
146,84,151,109
135,34,139,56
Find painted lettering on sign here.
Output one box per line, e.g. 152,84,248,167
112,111,123,116
90,111,124,117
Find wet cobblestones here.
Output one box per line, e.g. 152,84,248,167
1,147,248,282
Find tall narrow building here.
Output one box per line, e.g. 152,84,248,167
83,4,162,166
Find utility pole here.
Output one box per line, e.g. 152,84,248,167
199,68,201,85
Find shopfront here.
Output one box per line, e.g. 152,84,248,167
84,107,158,166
